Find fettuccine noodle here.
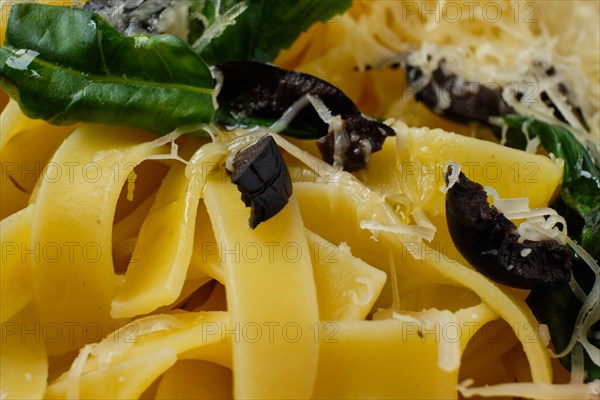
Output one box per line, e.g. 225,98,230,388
1,1,599,399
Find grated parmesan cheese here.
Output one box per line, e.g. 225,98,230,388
269,94,311,133
304,94,355,167
360,219,436,242
155,1,191,40
350,276,375,307
457,378,600,399
483,186,568,238
190,1,248,53
146,128,192,165
391,309,461,373
571,344,585,384
520,248,532,257
66,344,93,400
210,67,224,111
92,315,185,370
443,161,461,192
538,324,551,347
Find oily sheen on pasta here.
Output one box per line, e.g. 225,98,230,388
0,101,559,399
1,1,599,399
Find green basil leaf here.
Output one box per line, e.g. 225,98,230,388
0,3,215,135
195,0,352,64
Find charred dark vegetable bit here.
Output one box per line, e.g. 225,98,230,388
444,165,572,289
230,135,293,229
315,115,392,171
532,62,589,130
83,0,174,35
215,60,395,171
405,61,514,125
405,59,588,129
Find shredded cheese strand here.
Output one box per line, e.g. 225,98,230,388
457,378,600,399
66,344,93,400
269,94,311,133
359,220,436,242
552,236,600,366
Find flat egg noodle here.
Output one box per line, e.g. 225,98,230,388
29,124,168,355
203,173,320,399
111,141,226,318
0,205,34,324
0,304,48,400
0,100,76,219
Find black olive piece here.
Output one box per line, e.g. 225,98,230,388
405,59,589,130
405,62,514,125
316,115,392,172
214,60,395,171
230,135,293,229
216,60,360,135
444,165,572,289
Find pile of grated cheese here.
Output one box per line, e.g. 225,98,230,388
280,0,599,159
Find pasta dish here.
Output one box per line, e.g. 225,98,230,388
1,1,599,399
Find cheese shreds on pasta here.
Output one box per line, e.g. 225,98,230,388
1,1,599,399
276,0,600,156
457,378,600,399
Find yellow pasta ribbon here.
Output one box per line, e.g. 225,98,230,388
0,304,48,400
111,142,226,317
369,125,564,259
417,250,553,383
190,201,226,284
314,303,495,399
154,360,232,399
30,124,165,354
203,173,320,399
45,311,231,399
0,100,75,219
0,205,34,324
305,228,387,320
293,175,553,384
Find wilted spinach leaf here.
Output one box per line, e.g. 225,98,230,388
501,116,600,259
501,116,600,380
196,0,352,64
0,3,215,135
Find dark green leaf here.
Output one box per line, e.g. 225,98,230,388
196,0,352,64
215,106,319,138
526,280,600,381
501,115,600,259
0,3,215,135
502,116,600,380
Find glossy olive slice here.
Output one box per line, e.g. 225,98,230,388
215,60,394,171
230,135,293,229
444,164,571,289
